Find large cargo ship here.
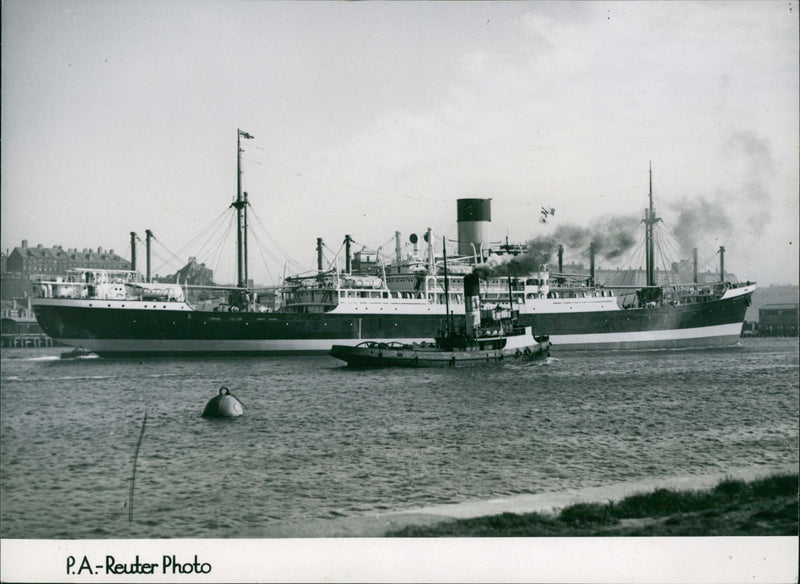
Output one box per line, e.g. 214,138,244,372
30,131,755,356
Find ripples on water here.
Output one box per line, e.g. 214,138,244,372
1,338,797,538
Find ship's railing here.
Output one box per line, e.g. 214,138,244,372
33,269,140,285
67,268,141,284
536,289,615,299
613,281,757,309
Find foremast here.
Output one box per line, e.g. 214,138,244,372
643,162,662,288
233,129,254,289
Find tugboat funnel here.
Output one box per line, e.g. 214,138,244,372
464,272,481,336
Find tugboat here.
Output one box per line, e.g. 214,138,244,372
330,249,551,368
329,327,550,368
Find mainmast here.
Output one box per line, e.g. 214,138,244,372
643,162,662,287
233,129,254,288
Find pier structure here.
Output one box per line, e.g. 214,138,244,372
1,299,54,348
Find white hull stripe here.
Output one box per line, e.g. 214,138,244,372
59,323,743,353
551,322,744,345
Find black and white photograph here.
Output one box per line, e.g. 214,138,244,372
1,1,798,582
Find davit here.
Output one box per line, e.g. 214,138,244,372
202,387,244,418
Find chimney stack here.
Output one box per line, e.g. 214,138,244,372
457,198,492,257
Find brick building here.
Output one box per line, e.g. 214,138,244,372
156,257,216,302
167,257,214,286
5,240,130,276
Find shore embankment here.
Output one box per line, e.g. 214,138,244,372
385,472,798,537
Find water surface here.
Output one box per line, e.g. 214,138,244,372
1,338,797,538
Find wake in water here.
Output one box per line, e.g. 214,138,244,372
26,353,98,362
5,374,114,383
506,355,559,370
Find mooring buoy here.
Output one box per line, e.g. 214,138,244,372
202,386,244,418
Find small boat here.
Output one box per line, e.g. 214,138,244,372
59,346,93,359
330,254,551,368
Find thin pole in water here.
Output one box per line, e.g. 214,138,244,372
128,411,148,523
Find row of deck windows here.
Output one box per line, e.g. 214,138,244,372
295,286,615,306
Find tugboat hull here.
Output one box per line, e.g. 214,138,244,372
329,339,551,368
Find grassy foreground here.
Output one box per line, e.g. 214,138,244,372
385,473,798,537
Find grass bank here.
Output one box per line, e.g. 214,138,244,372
385,473,798,537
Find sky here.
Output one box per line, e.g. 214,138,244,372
2,1,798,286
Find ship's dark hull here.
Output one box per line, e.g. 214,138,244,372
32,290,752,356
517,293,751,350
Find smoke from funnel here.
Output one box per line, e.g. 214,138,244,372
671,197,732,256
474,214,639,277
728,130,774,234
588,215,640,260
669,130,774,256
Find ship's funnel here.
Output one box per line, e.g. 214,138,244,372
464,272,481,336
457,199,491,257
